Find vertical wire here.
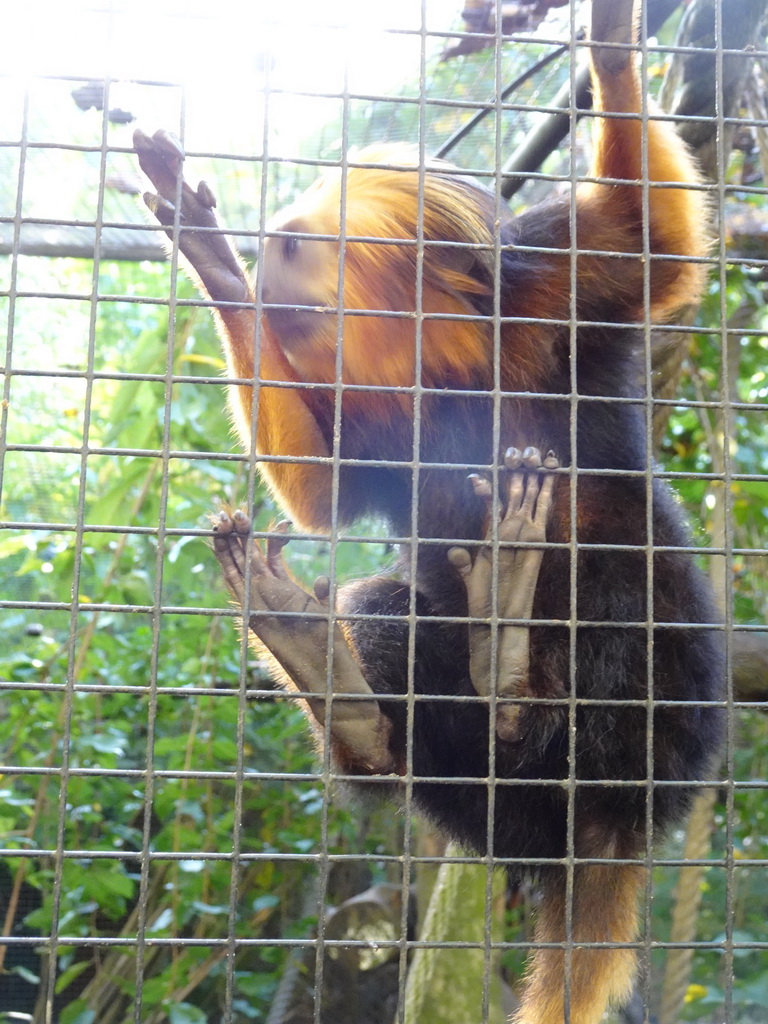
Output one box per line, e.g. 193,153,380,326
222,41,273,1024
132,81,184,1024
481,0,506,1018
714,1,737,1018
0,83,27,545
43,33,115,1024
638,2,657,1010
0,66,31,1009
310,28,354,1024
564,4,581,1018
394,3,429,1017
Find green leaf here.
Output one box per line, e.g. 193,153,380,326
168,1003,207,1024
81,864,135,904
154,734,190,756
82,729,127,755
212,737,239,762
11,964,40,985
60,1002,96,1024
55,959,90,994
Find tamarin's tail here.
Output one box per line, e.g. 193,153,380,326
512,864,644,1024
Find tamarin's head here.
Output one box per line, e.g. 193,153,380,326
260,145,501,391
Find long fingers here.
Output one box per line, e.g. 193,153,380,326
533,452,560,531
504,446,543,521
470,447,559,541
212,509,294,584
267,520,292,579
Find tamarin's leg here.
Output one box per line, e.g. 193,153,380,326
213,511,394,774
513,861,644,1024
585,0,707,317
449,448,558,741
516,0,708,327
134,129,334,528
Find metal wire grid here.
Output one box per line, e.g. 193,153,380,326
1,3,768,1024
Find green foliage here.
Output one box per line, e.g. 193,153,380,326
652,258,768,1021
0,260,393,1022
662,265,768,627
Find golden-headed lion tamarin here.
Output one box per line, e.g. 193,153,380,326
135,1,723,1021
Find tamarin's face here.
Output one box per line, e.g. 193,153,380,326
261,176,340,355
259,147,496,391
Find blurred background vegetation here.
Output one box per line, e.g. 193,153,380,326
1,0,768,1021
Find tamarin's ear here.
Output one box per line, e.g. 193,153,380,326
423,236,494,303
413,173,500,307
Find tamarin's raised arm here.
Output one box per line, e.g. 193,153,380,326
133,130,336,525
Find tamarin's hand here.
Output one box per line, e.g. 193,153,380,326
213,510,394,774
134,128,249,306
449,448,560,741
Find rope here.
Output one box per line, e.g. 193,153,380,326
658,786,719,1024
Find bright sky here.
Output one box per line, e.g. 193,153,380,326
6,0,460,151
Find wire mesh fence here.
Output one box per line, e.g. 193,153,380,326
1,1,768,1023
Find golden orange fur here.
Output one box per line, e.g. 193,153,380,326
212,52,707,535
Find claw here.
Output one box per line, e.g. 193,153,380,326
197,180,217,210
521,446,543,471
232,508,251,534
133,128,155,154
496,706,523,742
504,447,523,470
213,510,234,534
543,451,559,471
153,128,185,166
143,192,179,225
266,522,291,578
468,473,492,499
314,575,331,604
448,546,472,577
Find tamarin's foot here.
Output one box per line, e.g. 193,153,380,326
448,448,559,741
591,0,635,74
212,510,394,773
134,129,249,305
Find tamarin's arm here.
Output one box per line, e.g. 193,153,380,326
132,131,396,765
134,130,334,526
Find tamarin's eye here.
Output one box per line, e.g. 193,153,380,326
283,235,300,261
